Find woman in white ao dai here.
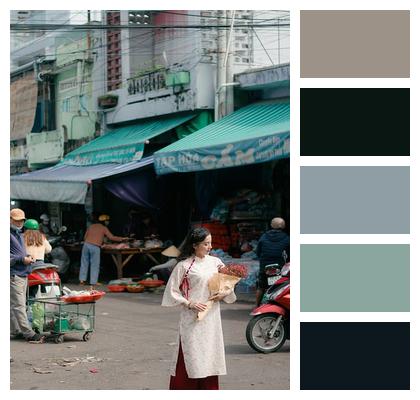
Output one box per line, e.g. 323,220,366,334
162,227,236,390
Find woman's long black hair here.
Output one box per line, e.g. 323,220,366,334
177,227,211,261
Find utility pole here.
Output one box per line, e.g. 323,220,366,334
278,17,280,64
225,10,235,116
87,10,91,55
216,10,227,121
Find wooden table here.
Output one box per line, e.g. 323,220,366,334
64,244,163,279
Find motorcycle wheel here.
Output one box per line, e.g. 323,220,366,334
246,313,286,353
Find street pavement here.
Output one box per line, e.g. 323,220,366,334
10,285,289,390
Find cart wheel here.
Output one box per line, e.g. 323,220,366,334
54,335,64,344
82,332,91,341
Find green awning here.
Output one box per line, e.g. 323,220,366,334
63,113,195,166
154,102,289,175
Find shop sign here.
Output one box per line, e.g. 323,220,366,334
63,143,145,166
59,76,89,93
154,132,289,175
127,71,167,96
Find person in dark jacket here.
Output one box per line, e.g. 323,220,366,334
255,217,290,305
10,208,45,342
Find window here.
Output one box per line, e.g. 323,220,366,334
128,11,152,25
61,98,71,113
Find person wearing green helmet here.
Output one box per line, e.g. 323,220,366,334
23,219,52,262
24,219,39,230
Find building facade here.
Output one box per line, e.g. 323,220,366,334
10,10,290,173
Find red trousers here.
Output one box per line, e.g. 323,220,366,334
169,342,219,390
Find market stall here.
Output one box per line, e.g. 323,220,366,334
153,102,290,295
64,243,163,279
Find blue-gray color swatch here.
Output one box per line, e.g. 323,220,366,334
300,166,410,234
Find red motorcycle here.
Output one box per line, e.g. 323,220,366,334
27,261,61,300
246,262,290,353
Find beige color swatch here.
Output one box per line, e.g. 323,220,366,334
301,10,410,77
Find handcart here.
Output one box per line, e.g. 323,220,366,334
26,261,104,343
28,297,97,344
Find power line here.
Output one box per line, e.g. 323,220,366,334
10,10,290,24
10,22,290,31
10,51,205,118
251,27,274,65
154,10,289,22
10,11,88,56
10,23,289,61
11,43,290,120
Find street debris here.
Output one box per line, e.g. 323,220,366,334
33,368,53,374
89,368,99,373
43,355,104,368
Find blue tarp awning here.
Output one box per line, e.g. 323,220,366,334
10,157,154,204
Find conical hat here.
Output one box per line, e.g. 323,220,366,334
161,245,180,257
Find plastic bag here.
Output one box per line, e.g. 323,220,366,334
70,316,91,330
210,200,229,223
31,302,45,331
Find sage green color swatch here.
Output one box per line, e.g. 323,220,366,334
300,244,410,312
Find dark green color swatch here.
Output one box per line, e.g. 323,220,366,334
300,88,410,156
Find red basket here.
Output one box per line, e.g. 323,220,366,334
126,285,145,293
107,285,126,292
137,280,165,288
62,291,106,303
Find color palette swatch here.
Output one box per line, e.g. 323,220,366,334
300,322,410,390
300,10,410,78
300,88,410,156
300,244,410,312
300,166,410,234
299,10,411,390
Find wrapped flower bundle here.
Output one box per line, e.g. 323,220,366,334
197,263,248,321
218,264,248,278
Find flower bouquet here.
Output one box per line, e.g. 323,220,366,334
197,264,248,321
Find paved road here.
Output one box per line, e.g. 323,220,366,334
10,286,289,390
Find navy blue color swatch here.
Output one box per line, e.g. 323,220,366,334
300,322,410,390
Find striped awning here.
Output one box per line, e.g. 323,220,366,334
154,102,289,175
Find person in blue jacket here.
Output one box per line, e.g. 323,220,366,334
255,217,290,305
10,208,45,342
